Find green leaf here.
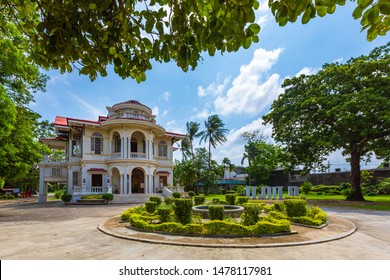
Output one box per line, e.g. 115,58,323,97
378,3,390,15
248,23,261,34
302,8,312,24
89,3,97,10
357,0,373,9
353,6,363,19
109,47,116,55
243,37,251,49
316,6,327,17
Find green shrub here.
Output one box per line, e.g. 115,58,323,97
157,204,173,223
208,205,224,220
290,216,324,226
283,199,308,217
154,222,185,233
212,198,219,204
252,218,291,234
0,194,16,200
81,195,102,199
236,196,249,205
61,193,72,203
226,190,236,194
194,196,206,205
188,191,196,197
172,192,181,198
268,210,288,220
145,201,158,213
120,206,144,221
241,203,261,226
173,198,193,225
225,193,236,205
54,189,64,199
183,223,204,234
204,220,251,235
102,193,113,201
164,197,175,205
263,205,273,212
272,202,285,212
300,181,312,194
149,196,162,206
342,187,354,200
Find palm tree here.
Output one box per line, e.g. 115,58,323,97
186,121,201,161
199,115,229,168
222,157,236,179
178,137,191,161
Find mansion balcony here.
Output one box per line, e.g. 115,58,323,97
72,186,109,195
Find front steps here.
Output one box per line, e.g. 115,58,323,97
112,193,164,204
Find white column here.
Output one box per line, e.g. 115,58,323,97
38,167,47,203
120,174,124,194
128,175,132,194
123,129,127,159
108,140,112,155
148,138,153,160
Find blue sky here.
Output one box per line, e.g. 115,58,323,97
30,1,389,171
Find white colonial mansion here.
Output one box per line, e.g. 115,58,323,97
39,100,185,203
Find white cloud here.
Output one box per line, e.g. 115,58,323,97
213,47,283,117
48,74,70,85
296,66,319,76
163,91,171,101
191,108,213,120
256,0,272,27
152,106,159,116
197,76,230,97
162,109,170,117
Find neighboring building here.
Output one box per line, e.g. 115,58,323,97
38,100,185,203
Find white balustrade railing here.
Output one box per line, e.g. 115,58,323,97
72,186,109,195
130,152,146,159
43,157,67,164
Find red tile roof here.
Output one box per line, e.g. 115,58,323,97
87,168,107,173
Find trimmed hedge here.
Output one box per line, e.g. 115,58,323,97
61,193,72,203
283,199,308,217
236,196,249,205
241,203,261,226
164,197,175,205
208,205,224,220
225,194,236,205
145,201,158,213
188,191,196,197
194,196,206,205
174,198,193,225
149,196,162,206
102,193,113,201
172,192,181,198
157,204,173,223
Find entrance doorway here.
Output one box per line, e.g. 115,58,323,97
131,168,144,193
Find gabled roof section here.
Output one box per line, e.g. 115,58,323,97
54,116,68,127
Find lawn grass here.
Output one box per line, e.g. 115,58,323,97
203,193,390,211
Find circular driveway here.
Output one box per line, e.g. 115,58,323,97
0,199,389,259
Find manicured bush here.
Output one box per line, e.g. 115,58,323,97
300,181,312,194
252,217,291,234
272,202,285,213
0,194,16,200
173,198,193,225
61,193,72,203
212,198,219,204
183,223,204,234
145,201,158,213
149,196,162,206
54,189,64,199
164,197,175,205
157,204,173,223
194,195,206,205
172,192,181,198
268,210,288,220
290,216,324,226
81,195,102,199
241,203,261,226
188,191,196,197
236,196,249,205
208,205,224,220
283,199,308,217
120,206,144,221
204,220,252,235
102,193,113,201
225,193,236,205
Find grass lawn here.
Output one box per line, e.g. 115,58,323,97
203,193,390,211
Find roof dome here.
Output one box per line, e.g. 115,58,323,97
112,100,151,111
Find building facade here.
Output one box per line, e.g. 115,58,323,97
39,100,185,203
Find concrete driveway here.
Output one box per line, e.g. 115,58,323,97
0,199,389,260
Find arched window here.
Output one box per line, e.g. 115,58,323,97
113,132,121,153
158,140,167,157
91,132,103,154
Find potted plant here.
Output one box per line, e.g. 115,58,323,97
61,193,72,205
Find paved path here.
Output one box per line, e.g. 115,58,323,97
0,199,389,259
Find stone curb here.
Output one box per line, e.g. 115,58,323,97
97,216,357,248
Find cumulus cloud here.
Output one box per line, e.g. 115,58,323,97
152,106,159,116
296,66,320,76
213,48,284,117
197,76,230,97
163,91,171,101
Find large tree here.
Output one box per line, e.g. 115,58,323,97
199,115,229,169
185,121,201,161
0,18,49,187
263,43,390,201
1,0,261,82
268,0,390,41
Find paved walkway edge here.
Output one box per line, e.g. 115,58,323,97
97,216,357,248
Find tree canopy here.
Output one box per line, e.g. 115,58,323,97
1,0,261,82
269,0,390,41
263,43,390,201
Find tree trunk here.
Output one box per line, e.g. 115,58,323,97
349,150,364,201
